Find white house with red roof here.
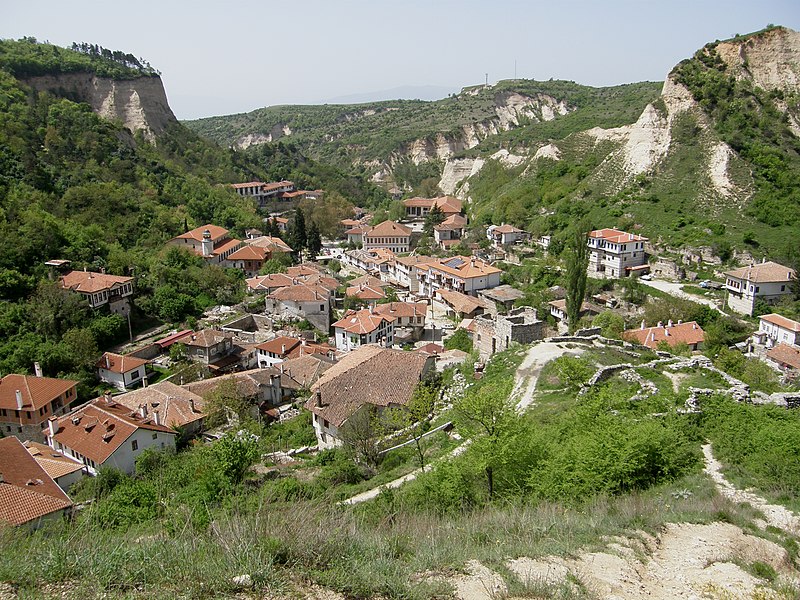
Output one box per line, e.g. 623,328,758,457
97,352,150,391
0,437,73,528
60,270,134,315
168,224,242,265
332,307,395,352
757,313,800,348
417,256,502,297
0,373,78,443
403,196,462,219
724,261,796,316
363,220,412,253
232,180,295,207
47,394,177,475
487,224,528,247
23,440,84,493
265,282,332,331
587,228,649,278
623,320,705,351
434,214,467,250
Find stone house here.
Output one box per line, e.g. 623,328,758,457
724,261,796,316
474,307,544,361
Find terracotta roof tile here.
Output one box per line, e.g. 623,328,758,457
623,321,705,349
24,441,83,480
173,224,229,242
0,375,77,412
109,382,206,429
60,270,133,294
305,346,431,427
373,302,428,319
588,228,648,243
268,283,330,302
725,261,796,284
364,220,412,238
437,289,492,315
96,353,150,375
346,284,386,300
246,273,295,291
332,309,394,335
766,343,800,370
181,330,230,349
760,313,800,333
227,245,269,261
0,437,73,526
257,336,302,356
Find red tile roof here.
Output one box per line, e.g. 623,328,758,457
287,264,323,277
181,329,229,349
760,313,800,333
268,283,330,302
0,375,77,413
231,181,265,189
725,261,796,284
589,228,648,243
0,437,73,526
51,396,176,465
492,224,525,234
109,382,206,430
306,346,431,427
256,336,302,357
346,284,386,300
332,309,395,335
246,273,295,291
767,343,800,370
60,270,133,294
227,245,269,261
155,330,193,349
437,289,492,315
348,274,389,288
623,321,705,349
430,256,501,279
24,441,83,480
247,236,293,253
373,302,428,319
364,220,412,238
96,353,150,375
173,224,229,242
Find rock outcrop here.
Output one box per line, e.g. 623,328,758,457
22,73,177,143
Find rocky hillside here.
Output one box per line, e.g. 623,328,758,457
186,26,800,258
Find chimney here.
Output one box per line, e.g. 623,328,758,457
315,390,322,408
369,304,374,314
664,328,670,336
153,410,161,426
692,322,697,330
142,375,148,388
667,319,673,328
677,319,682,325
15,390,23,411
280,364,284,374
281,344,286,354
189,398,196,413
650,332,655,342
105,355,111,369
48,417,57,438
138,404,147,419
34,362,42,378
657,321,663,328
640,320,645,330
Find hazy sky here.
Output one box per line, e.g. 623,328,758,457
4,0,799,120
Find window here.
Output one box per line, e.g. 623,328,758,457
781,285,786,291
320,304,325,311
131,440,138,451
152,432,157,440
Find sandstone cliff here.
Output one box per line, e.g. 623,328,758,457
22,73,177,142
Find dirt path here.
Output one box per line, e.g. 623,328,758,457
703,443,800,535
512,341,585,412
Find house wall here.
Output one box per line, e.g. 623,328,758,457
311,411,341,449
54,468,85,493
587,238,647,278
267,298,330,332
726,278,792,316
759,319,799,347
0,387,76,443
54,428,176,476
334,321,394,352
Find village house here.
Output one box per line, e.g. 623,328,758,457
362,221,412,254
277,354,336,388
587,228,649,278
225,245,270,277
60,269,134,315
548,299,604,329
346,283,386,305
474,307,544,361
373,301,428,344
403,196,463,219
286,263,324,277
0,372,78,443
47,395,176,475
724,261,796,316
345,224,369,246
487,224,528,247
231,180,295,208
766,343,800,374
332,307,395,352
110,382,207,436
436,289,493,320
623,320,705,351
757,313,800,348
23,440,84,493
0,437,73,528
96,352,150,392
246,272,295,293
177,329,234,366
168,224,242,266
392,255,438,293
255,336,334,368
417,256,502,297
265,216,289,233
305,345,434,449
265,282,332,331
434,214,467,250
478,285,526,315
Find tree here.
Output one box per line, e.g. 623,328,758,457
424,203,446,235
564,221,590,333
214,429,260,484
290,208,307,258
444,328,473,353
339,405,381,468
306,221,322,257
592,310,625,339
454,378,518,500
384,377,439,468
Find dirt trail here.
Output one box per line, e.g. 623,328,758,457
703,443,800,535
429,444,800,599
512,341,585,412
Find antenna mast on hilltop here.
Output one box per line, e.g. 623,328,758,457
515,59,517,80
485,73,488,87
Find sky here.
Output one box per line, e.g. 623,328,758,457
4,0,800,120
